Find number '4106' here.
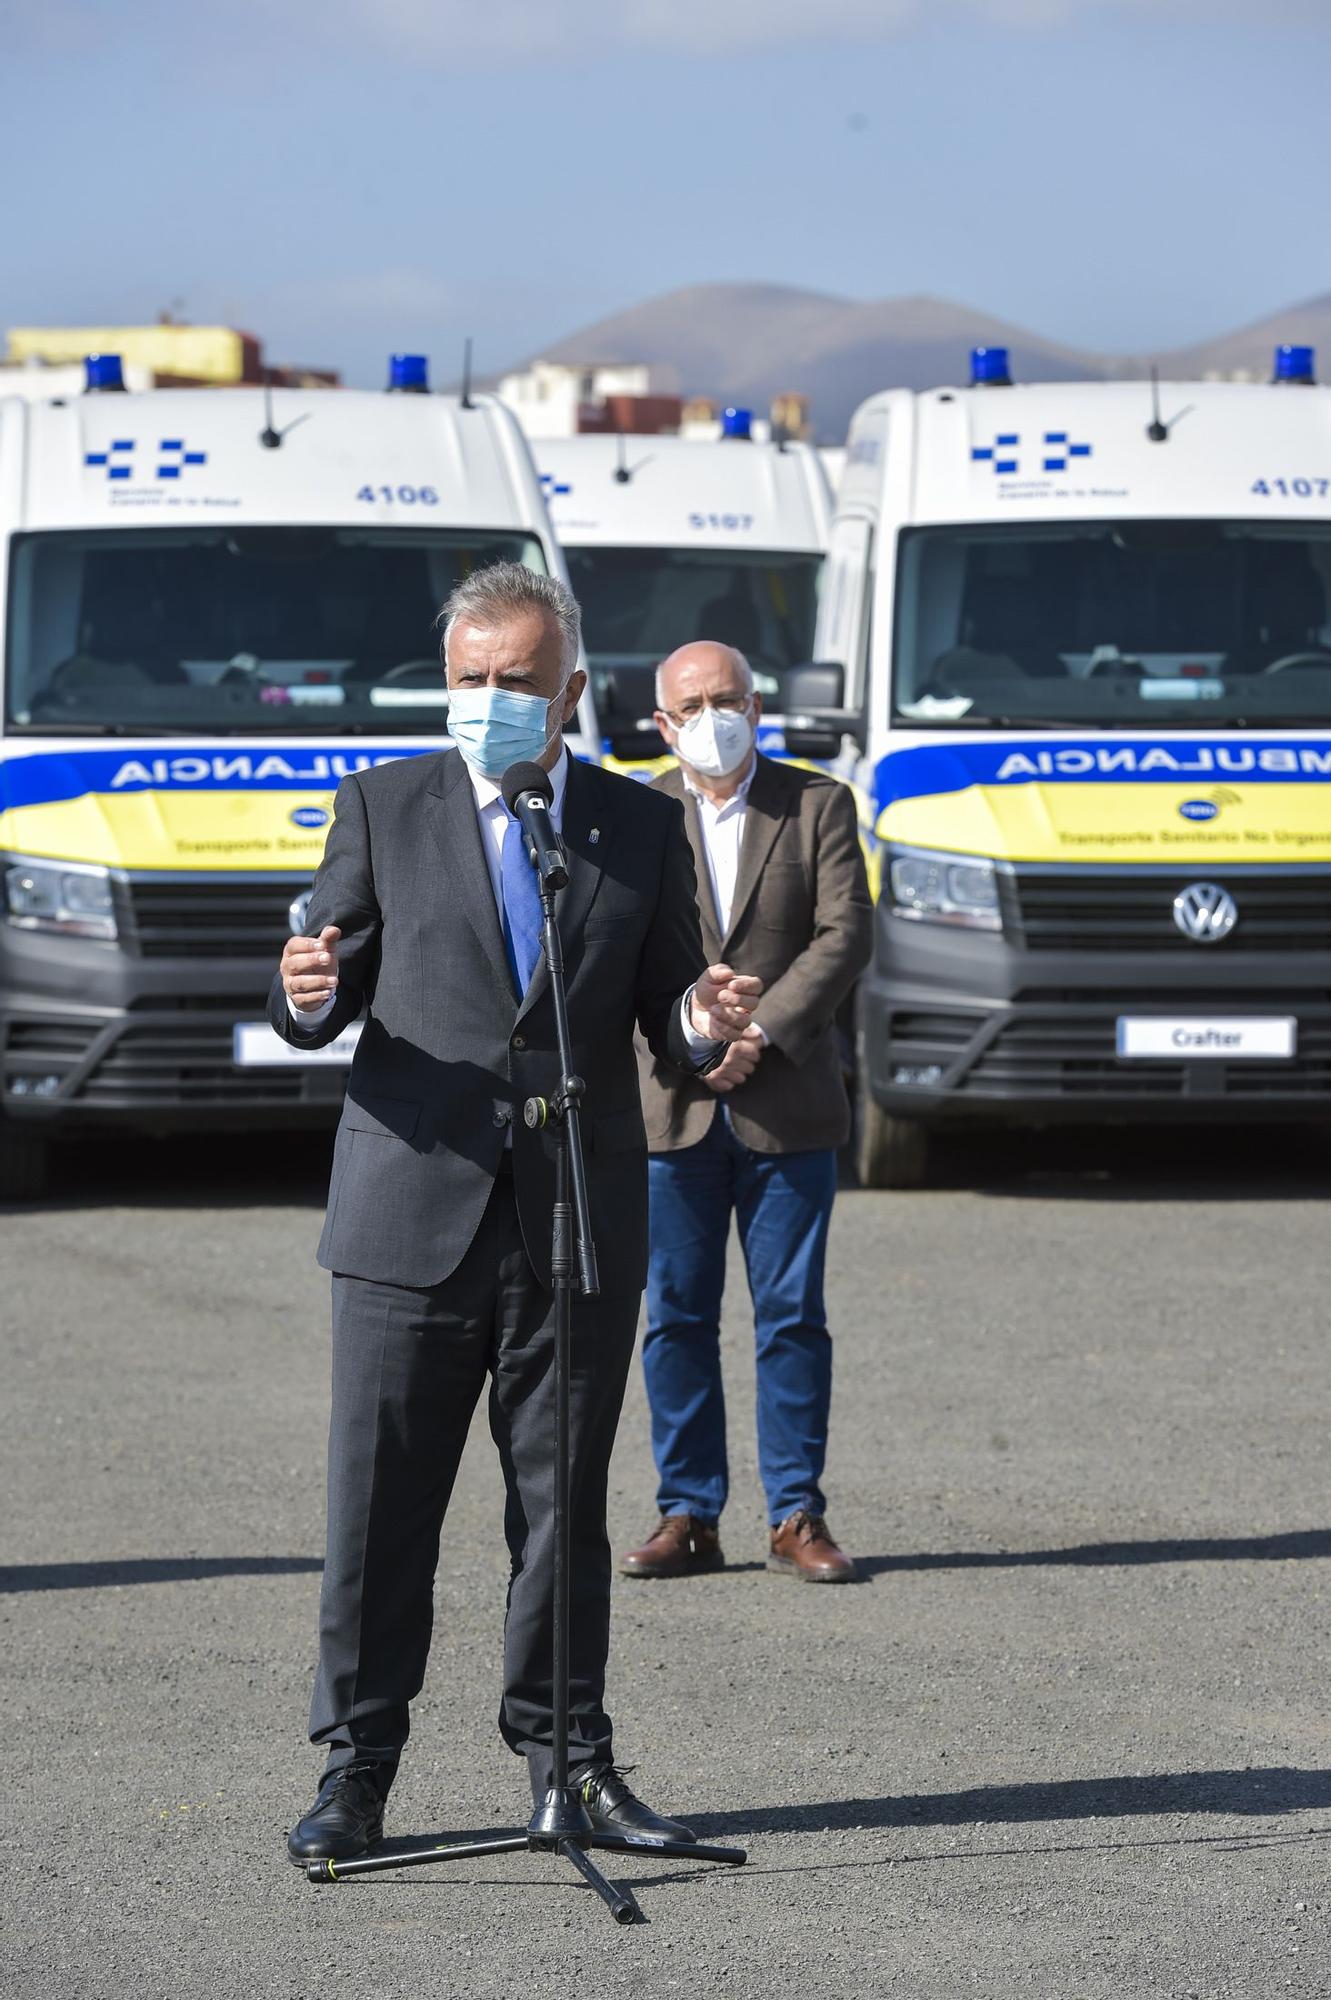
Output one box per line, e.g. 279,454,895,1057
1251,477,1330,498
355,485,440,505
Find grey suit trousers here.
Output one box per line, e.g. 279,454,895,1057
313,1169,638,1796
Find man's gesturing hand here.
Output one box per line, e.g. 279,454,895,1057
281,924,341,1012
689,962,763,1043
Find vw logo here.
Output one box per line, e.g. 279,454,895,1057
288,888,314,936
1172,881,1238,944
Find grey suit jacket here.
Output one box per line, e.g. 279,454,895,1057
268,748,712,1292
636,754,873,1155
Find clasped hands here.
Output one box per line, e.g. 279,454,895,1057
690,964,766,1094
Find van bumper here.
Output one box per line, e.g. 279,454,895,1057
0,925,346,1135
860,910,1331,1124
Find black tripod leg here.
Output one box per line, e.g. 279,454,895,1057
588,1832,748,1867
558,1837,643,1925
305,1833,532,1883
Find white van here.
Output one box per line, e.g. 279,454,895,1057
537,420,831,766
0,353,593,1194
811,343,1331,1184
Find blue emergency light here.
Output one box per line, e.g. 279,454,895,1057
1273,344,1316,385
970,346,1012,387
387,353,429,393
721,406,752,440
84,353,126,393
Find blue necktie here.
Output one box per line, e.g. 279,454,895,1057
500,809,544,999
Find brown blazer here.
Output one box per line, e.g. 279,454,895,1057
637,754,873,1155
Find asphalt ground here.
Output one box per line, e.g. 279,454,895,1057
4,1121,1331,1998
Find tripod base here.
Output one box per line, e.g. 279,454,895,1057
304,1803,747,1925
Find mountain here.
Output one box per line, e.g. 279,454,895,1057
500,282,1330,440
526,283,1098,439
1155,291,1331,381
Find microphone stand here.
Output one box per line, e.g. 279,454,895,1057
303,858,746,1924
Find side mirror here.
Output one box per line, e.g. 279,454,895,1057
767,660,864,758
606,717,667,763
783,660,845,709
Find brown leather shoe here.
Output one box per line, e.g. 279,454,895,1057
620,1513,723,1579
768,1510,856,1583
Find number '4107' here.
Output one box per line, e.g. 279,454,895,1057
1251,477,1330,498
356,485,440,505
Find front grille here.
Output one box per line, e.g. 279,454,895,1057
1003,868,1331,953
965,1014,1331,1100
117,874,310,958
3,1011,340,1108
78,1019,307,1103
884,1002,1331,1101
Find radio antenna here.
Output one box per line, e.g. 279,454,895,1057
1146,365,1193,444
260,370,282,449
613,432,631,483
460,337,474,410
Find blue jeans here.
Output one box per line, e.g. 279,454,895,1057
644,1108,837,1528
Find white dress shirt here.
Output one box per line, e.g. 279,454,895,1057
681,756,766,1045
288,747,713,1055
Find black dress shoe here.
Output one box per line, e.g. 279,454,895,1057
286,1763,386,1866
576,1765,696,1844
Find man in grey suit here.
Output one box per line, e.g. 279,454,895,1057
621,641,872,1585
273,567,761,1866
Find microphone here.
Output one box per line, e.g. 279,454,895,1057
501,761,569,892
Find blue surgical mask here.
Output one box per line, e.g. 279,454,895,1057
447,682,565,781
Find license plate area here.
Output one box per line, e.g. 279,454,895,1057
232,1021,362,1067
1116,1016,1296,1060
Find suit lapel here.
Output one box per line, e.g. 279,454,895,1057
424,750,515,1008
723,754,789,948
515,756,618,1023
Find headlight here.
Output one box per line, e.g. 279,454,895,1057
887,847,1001,931
4,858,118,941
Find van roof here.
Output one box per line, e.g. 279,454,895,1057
0,387,553,537
840,378,1331,526
534,431,831,551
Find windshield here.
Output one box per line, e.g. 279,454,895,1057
564,544,823,735
893,519,1331,729
5,526,548,734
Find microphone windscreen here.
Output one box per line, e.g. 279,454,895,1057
501,761,554,814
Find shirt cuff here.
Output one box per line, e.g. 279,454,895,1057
287,990,337,1028
679,986,724,1063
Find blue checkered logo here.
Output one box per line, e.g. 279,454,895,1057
971,433,1020,475
156,437,207,480
84,439,135,481
84,437,209,482
972,430,1093,477
1040,431,1091,473
539,471,571,497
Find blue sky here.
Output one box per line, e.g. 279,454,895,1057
2,1,1327,386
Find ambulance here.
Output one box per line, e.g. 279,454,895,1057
811,343,1331,1184
537,415,832,768
0,353,597,1196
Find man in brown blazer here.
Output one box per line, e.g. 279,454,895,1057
621,641,873,1584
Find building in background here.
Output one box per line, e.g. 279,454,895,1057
3,318,338,392
497,358,681,438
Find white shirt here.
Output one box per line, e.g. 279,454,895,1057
681,756,767,1046
289,747,712,1054
681,758,757,935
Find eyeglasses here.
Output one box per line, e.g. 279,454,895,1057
660,693,752,727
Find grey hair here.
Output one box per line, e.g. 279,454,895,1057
655,645,754,708
440,561,581,676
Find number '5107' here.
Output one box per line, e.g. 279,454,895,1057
1251,477,1330,497
356,485,440,504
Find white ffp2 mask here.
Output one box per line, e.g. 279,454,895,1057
674,704,754,778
